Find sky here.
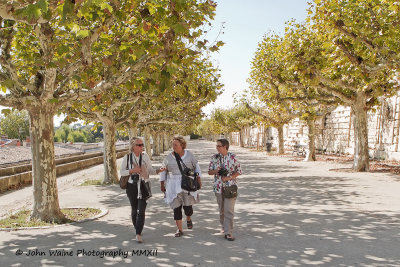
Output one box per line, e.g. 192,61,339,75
202,0,310,116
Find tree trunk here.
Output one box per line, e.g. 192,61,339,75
103,121,118,184
153,133,160,156
262,126,267,150
163,133,169,152
352,93,369,171
277,125,285,154
239,129,245,147
144,128,152,159
128,126,138,140
165,133,172,150
305,119,316,161
29,105,64,222
227,132,232,144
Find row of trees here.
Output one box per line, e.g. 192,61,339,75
0,1,222,222
0,110,103,143
201,0,400,172
54,124,104,143
0,109,30,140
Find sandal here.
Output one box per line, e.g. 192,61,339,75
187,220,193,229
225,234,235,241
174,230,183,237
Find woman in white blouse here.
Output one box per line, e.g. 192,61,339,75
160,136,202,237
120,137,164,243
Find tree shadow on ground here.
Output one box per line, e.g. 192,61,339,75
1,140,399,266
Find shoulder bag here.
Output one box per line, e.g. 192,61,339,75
219,154,238,198
174,152,200,192
119,153,131,189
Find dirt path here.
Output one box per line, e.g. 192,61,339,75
1,140,399,266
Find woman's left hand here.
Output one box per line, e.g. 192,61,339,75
158,167,166,173
196,176,202,189
221,176,230,182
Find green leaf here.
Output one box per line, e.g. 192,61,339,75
209,45,219,52
48,98,59,104
38,0,49,13
1,109,11,116
77,30,90,38
100,3,113,13
173,23,186,34
62,0,75,20
1,80,16,88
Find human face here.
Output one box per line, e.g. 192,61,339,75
172,140,184,155
216,141,228,155
133,140,144,155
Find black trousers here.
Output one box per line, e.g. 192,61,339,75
126,182,147,235
173,205,193,220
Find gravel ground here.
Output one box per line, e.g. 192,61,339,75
0,146,81,165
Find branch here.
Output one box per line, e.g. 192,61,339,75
0,93,24,109
334,20,376,51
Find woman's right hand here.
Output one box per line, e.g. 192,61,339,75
130,166,142,174
208,168,220,176
160,181,166,192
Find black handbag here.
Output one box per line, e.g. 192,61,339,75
222,184,238,198
174,152,200,192
140,179,152,200
119,153,130,189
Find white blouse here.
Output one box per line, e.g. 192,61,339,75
160,150,201,205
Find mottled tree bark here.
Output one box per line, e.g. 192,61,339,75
352,92,369,171
102,122,118,184
29,105,64,222
153,132,161,156
128,127,138,141
239,129,245,147
277,125,285,154
305,119,316,161
144,128,152,159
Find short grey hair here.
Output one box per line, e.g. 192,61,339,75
130,137,142,152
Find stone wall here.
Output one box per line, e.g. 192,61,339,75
232,93,400,160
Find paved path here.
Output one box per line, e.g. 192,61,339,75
0,140,399,266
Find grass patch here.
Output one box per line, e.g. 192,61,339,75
80,179,104,186
0,208,101,229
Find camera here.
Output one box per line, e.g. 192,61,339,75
218,167,229,177
131,174,139,181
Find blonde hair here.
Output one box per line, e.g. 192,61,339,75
173,136,187,149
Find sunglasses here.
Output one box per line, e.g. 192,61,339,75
216,145,224,148
135,144,144,147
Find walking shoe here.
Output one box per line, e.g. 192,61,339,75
187,220,193,229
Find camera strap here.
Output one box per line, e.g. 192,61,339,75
132,153,142,167
130,153,142,178
219,154,229,169
174,152,187,175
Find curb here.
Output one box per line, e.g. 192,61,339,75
0,207,109,232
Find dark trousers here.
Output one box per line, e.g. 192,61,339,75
173,205,193,220
126,182,147,235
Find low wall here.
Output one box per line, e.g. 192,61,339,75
0,150,128,193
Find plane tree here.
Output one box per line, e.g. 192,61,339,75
249,32,339,160
0,0,218,222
